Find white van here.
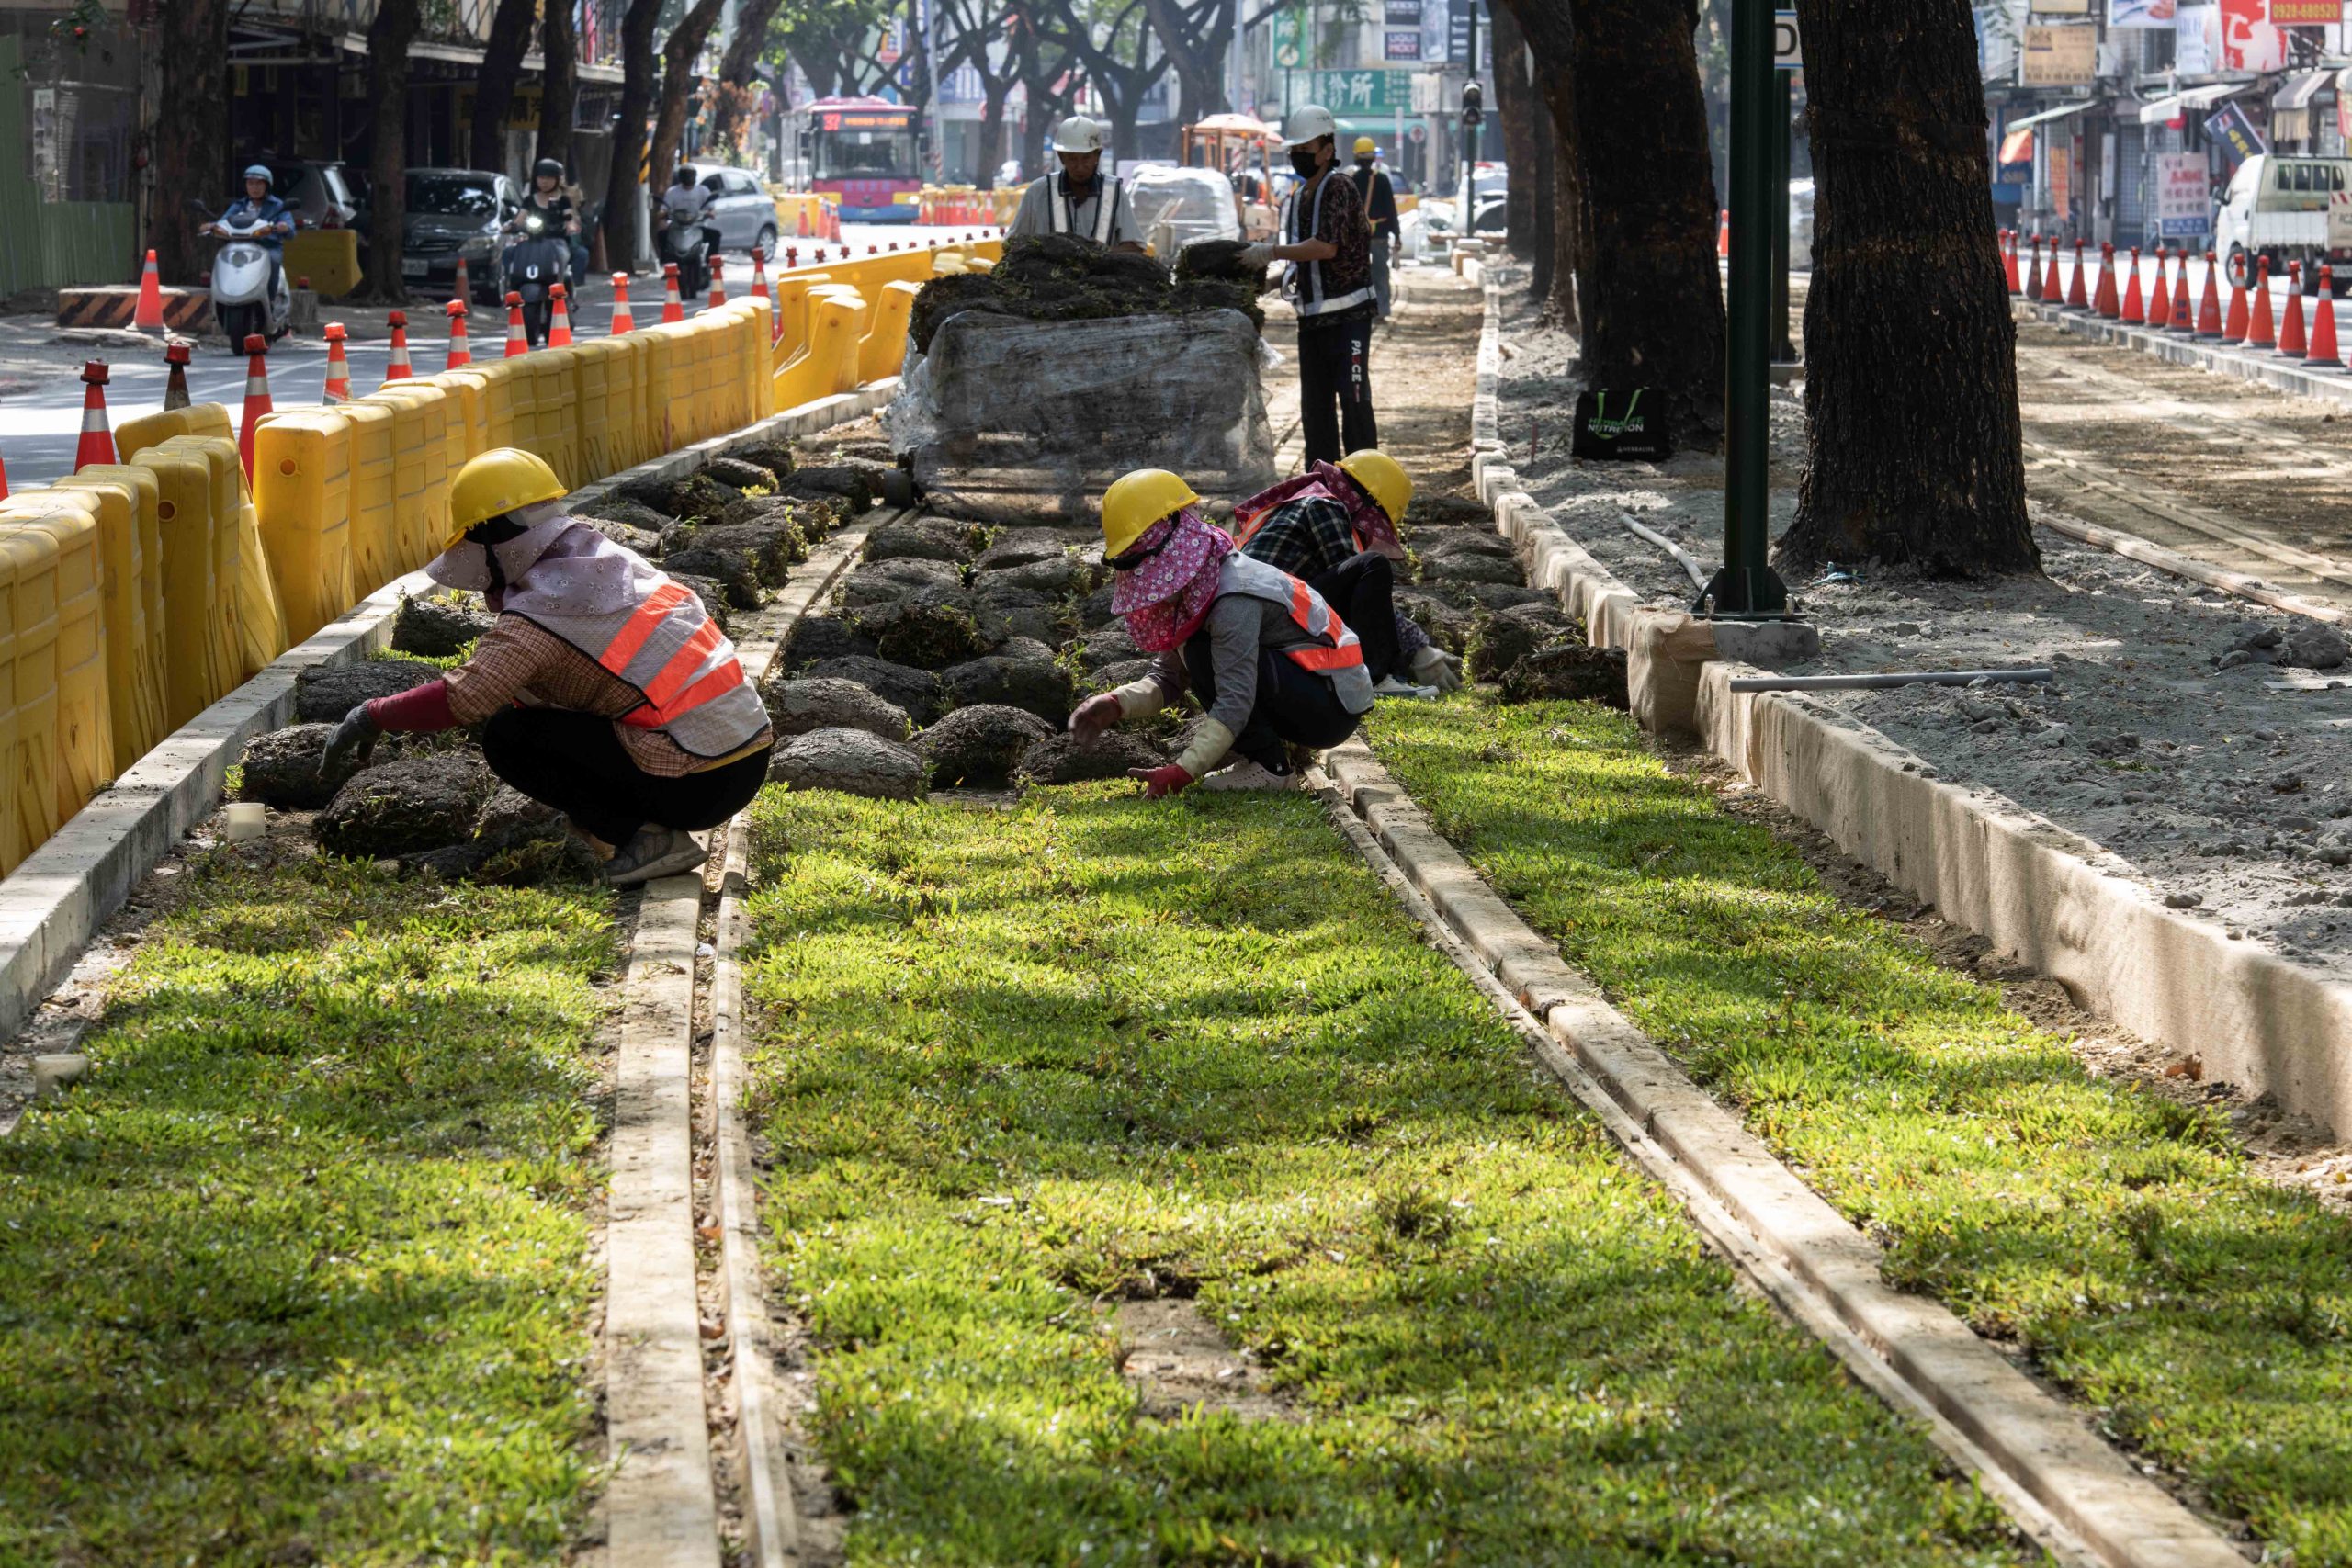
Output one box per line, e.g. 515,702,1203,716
2213,153,2352,291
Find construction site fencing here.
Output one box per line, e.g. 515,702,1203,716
0,238,1001,878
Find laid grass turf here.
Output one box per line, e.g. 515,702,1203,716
741,784,2038,1567
1368,695,2352,1563
0,848,614,1567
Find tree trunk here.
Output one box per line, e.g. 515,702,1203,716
650,0,730,183
978,76,1012,186
1529,82,1556,306
1548,117,1580,331
358,0,423,304
604,0,664,271
713,0,788,152
1491,0,1586,330
469,0,540,177
1777,0,2036,575
1488,2,1536,261
1562,0,1724,449
1140,0,1229,127
152,0,229,283
538,0,578,173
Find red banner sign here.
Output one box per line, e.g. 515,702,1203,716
2271,0,2342,20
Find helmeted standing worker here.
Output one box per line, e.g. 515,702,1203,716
1009,115,1146,253
1239,106,1378,466
1232,448,1462,694
1069,468,1374,795
1350,137,1401,322
320,448,775,886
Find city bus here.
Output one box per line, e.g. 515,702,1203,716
802,96,923,222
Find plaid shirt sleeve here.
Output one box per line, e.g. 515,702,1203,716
1244,497,1360,579
441,618,555,726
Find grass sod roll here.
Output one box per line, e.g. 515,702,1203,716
0,851,612,1565
1368,695,2352,1563
741,784,2034,1565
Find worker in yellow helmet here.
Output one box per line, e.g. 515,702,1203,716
1228,447,1462,694
320,447,774,885
1068,468,1376,795
1350,135,1399,322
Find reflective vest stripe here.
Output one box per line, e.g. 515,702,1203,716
625,658,746,728
1279,575,1363,673
638,615,729,710
602,581,687,674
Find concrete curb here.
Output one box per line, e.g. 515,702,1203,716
2022,298,2352,406
1318,741,2244,1568
1478,275,2352,1138
0,382,896,1055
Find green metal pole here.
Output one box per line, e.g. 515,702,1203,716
1705,0,1790,615
1770,67,1794,365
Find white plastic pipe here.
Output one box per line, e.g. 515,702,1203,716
1725,667,2054,693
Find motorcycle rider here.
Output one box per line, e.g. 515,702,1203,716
514,157,587,291
665,163,718,253
207,164,294,297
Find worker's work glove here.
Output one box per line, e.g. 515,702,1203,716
1238,242,1278,269
1069,692,1124,737
320,702,380,777
1408,645,1464,694
1127,762,1194,801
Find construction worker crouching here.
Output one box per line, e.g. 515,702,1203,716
1010,115,1145,253
1069,468,1376,796
320,448,775,886
1232,448,1463,694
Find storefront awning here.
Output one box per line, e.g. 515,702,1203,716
2141,81,2250,124
2274,69,2334,110
1998,127,2036,164
2007,101,2096,133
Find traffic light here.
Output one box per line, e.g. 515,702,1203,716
1461,80,1484,127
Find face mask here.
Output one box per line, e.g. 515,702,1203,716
1289,146,1322,177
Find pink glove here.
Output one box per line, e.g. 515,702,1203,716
1069,692,1124,736
1128,763,1193,800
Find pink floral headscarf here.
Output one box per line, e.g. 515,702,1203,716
1111,507,1233,652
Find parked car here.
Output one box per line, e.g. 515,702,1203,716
257,157,362,230
2215,153,2352,293
675,162,781,256
400,168,523,303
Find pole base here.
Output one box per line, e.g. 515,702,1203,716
1696,562,1791,618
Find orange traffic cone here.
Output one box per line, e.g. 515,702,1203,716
2120,247,2143,324
828,203,842,243
2094,243,2120,318
548,283,573,346
796,200,811,238
385,310,413,380
74,361,117,472
446,299,472,368
708,254,727,310
2166,251,2189,332
2042,237,2065,304
2024,234,2043,301
2222,260,2249,340
236,335,272,480
2148,248,2170,330
2246,257,2275,348
455,256,472,303
133,248,165,332
610,273,635,334
2198,251,2224,337
1717,209,1729,258
2001,231,2018,295
2281,265,2308,356
322,321,352,403
2065,240,2090,309
504,292,528,356
2312,265,2343,367
163,336,192,411
662,262,684,323
752,247,771,301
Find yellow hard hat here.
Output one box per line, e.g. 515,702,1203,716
447,446,565,547
1337,449,1412,525
1102,468,1201,558
1353,136,1376,157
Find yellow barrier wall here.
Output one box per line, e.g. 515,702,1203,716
130,446,229,728
253,411,356,643
47,470,169,771
285,230,365,299
153,434,269,683
859,282,922,385
775,289,865,408
0,522,61,874
0,502,114,822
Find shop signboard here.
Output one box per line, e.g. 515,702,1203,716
2153,151,2211,236
2022,22,2098,83
2205,97,2267,164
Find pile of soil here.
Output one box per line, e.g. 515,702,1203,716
909,235,1267,354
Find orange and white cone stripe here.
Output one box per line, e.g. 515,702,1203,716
163,336,192,412
708,255,726,310
662,264,684,323
446,299,472,369
384,310,413,380
74,360,117,472
132,249,165,332
322,321,352,404
505,292,527,356
610,273,635,334
236,335,272,480
548,283,573,347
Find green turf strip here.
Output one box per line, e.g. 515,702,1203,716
1368,695,2352,1563
0,850,612,1567
741,784,2034,1566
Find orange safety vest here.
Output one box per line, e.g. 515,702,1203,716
526,576,772,761
1216,553,1375,714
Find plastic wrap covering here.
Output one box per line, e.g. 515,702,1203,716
1128,165,1243,256
887,309,1273,523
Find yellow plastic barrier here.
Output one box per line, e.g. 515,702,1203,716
128,446,232,727
771,273,835,372
775,288,865,409
859,281,922,384
0,521,61,874
14,507,113,817
285,230,365,299
153,434,279,682
360,381,456,570
47,469,169,771
337,399,401,599
571,338,635,483
252,411,356,643
114,401,233,462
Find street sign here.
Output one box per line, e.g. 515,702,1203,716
1273,9,1303,69
1774,10,1801,68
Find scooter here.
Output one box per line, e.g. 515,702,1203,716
658,193,714,299
196,199,292,354
501,209,571,348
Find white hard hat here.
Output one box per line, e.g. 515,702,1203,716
1283,106,1338,148
1052,115,1104,154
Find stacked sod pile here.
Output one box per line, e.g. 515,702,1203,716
908,234,1270,354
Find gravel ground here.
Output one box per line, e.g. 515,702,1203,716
1495,276,2352,977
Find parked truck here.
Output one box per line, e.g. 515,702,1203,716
2215,153,2352,293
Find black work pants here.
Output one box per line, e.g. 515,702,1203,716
1296,312,1378,468
1181,637,1362,773
480,707,771,847
1306,551,1402,683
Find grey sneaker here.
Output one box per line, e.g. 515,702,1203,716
603,827,708,887
1195,760,1301,792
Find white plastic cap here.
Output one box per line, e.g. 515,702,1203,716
1283,106,1338,148
1052,115,1104,154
